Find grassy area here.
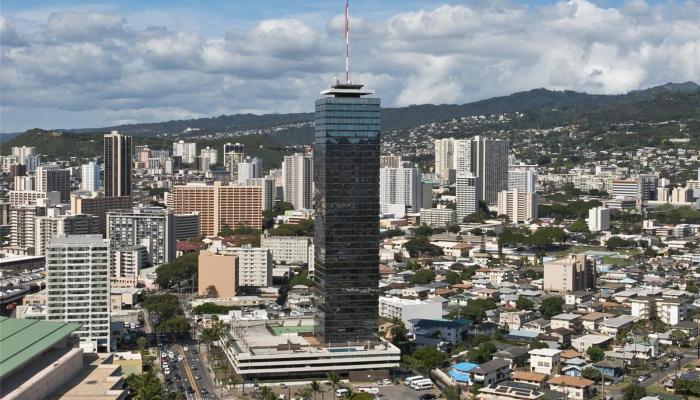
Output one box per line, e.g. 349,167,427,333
267,325,314,336
602,255,635,266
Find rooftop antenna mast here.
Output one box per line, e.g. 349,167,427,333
344,0,350,84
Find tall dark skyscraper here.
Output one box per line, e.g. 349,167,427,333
104,130,132,197
313,82,381,344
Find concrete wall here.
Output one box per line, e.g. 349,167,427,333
198,251,238,297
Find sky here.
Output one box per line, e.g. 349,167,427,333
1,0,699,132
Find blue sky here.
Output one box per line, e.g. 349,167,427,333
1,0,698,132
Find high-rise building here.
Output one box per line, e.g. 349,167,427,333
508,169,537,193
246,177,275,211
638,174,658,202
35,166,71,202
473,136,509,205
172,182,262,236
47,235,111,352
200,146,218,165
8,190,60,206
587,206,610,232
106,207,175,266
13,176,34,191
172,140,197,165
543,254,595,294
380,154,402,168
110,246,147,288
496,189,538,223
35,209,100,256
313,82,380,344
104,131,132,197
434,138,455,179
174,213,200,240
453,139,474,173
11,146,35,165
224,142,245,175
657,187,670,202
612,179,638,199
10,204,47,252
671,187,693,203
456,172,480,222
216,244,272,288
81,160,100,192
70,193,132,234
379,162,422,213
237,157,263,184
282,153,313,210
261,234,313,265
198,251,238,298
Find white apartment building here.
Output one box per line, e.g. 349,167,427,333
106,207,175,266
508,169,537,193
456,172,480,222
11,146,36,166
380,162,422,213
630,297,687,325
496,189,538,223
587,207,610,232
260,234,312,265
172,140,197,164
10,204,46,252
246,177,275,211
434,138,455,180
237,157,263,183
217,244,273,287
14,176,34,191
46,235,111,353
420,208,457,227
110,246,147,288
81,161,100,192
378,296,442,325
200,147,218,165
282,153,312,210
8,190,60,207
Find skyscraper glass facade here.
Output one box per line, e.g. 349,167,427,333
313,83,381,344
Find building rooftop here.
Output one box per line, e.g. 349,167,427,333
551,313,581,321
548,375,595,388
528,348,562,357
0,316,81,379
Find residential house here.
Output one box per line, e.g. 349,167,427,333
592,360,625,384
493,345,529,369
522,319,550,334
571,334,615,353
551,313,582,332
599,315,636,336
547,376,596,400
529,348,562,375
580,312,613,333
562,357,589,378
510,372,547,388
499,311,539,331
407,318,470,344
468,358,511,387
565,291,594,306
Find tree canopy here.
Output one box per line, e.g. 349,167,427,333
539,296,564,319
155,252,198,290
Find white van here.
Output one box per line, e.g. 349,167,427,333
413,381,434,391
404,375,424,385
411,379,433,390
357,387,379,394
336,389,349,397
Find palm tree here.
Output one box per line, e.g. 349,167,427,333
295,387,313,400
127,371,166,399
310,380,324,400
258,386,278,400
326,372,341,399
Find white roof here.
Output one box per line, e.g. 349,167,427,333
528,348,562,356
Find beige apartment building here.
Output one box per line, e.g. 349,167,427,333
70,193,132,233
198,250,238,297
496,189,538,223
543,254,595,294
173,182,262,236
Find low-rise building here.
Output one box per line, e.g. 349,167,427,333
547,376,596,400
378,296,442,326
529,348,562,375
571,334,614,353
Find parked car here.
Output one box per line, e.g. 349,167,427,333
636,374,651,383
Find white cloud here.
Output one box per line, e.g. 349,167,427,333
1,1,699,132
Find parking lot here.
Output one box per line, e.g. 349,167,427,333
247,380,441,400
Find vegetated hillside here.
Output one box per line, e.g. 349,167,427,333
4,82,698,160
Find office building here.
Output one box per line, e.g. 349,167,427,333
420,208,457,227
70,193,132,234
198,250,238,297
456,172,480,222
379,162,422,214
313,81,380,344
543,254,595,294
106,207,175,266
172,140,197,165
104,131,132,197
282,153,313,210
46,235,110,353
174,212,200,240
172,182,262,236
261,234,313,265
508,169,537,193
237,157,263,183
35,166,71,202
612,179,639,199
34,209,100,256
10,163,26,179
638,174,658,202
473,136,509,205
671,187,693,203
496,189,538,223
434,138,455,179
453,139,473,173
587,207,610,232
380,154,402,168
81,160,100,192
657,187,670,202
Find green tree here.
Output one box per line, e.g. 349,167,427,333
670,330,689,347
404,236,444,258
136,336,147,351
403,347,447,373
529,341,549,350
411,269,436,285
623,384,647,400
126,371,166,400
586,345,605,362
582,367,602,382
539,297,564,319
154,252,198,290
515,296,534,310
450,298,497,322
569,218,590,233
444,271,461,285
686,280,699,294
310,380,323,400
326,372,342,399
466,341,497,363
